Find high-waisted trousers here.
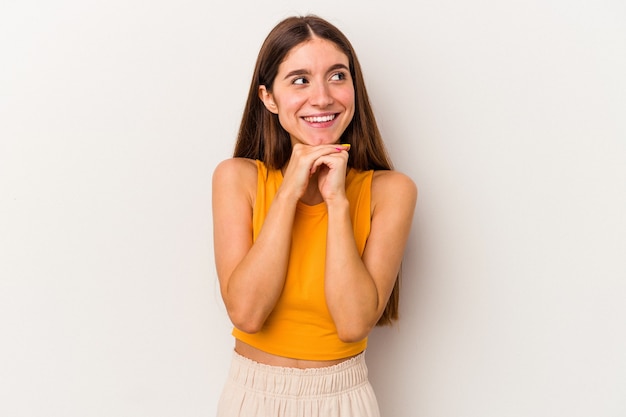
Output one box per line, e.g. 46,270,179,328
216,351,380,417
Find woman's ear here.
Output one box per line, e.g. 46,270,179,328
258,85,278,114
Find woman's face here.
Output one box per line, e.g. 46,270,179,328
259,37,355,146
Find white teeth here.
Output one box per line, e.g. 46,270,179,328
304,114,335,123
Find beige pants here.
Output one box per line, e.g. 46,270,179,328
216,351,381,417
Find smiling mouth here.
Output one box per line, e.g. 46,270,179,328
303,114,337,123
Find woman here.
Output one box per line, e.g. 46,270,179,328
212,14,417,417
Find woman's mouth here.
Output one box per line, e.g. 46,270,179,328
303,114,337,123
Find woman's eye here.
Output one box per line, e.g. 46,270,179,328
330,72,346,81
292,77,308,85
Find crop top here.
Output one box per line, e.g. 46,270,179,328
231,159,373,361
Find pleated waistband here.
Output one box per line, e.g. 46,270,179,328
226,350,370,398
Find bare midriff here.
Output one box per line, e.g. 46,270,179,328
235,339,359,369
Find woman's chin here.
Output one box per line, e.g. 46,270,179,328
305,139,341,146
291,134,342,147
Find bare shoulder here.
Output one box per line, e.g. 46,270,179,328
213,157,258,187
372,170,418,205
212,157,258,201
370,170,417,218
213,157,257,180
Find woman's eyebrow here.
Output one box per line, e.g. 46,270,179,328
283,69,309,80
328,63,349,72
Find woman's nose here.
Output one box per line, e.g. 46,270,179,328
309,83,334,107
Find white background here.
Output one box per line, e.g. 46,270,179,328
1,1,625,416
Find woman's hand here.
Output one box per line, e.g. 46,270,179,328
281,143,348,201
312,145,350,203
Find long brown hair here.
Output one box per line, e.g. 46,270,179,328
233,15,399,325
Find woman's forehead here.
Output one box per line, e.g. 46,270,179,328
278,38,349,73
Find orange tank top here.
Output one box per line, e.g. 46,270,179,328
231,160,373,360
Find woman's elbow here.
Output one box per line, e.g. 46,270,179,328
336,322,372,344
227,306,266,334
232,320,264,335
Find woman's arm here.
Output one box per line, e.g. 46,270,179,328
324,170,417,342
213,145,346,333
212,158,298,333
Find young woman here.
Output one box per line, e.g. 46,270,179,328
212,14,417,417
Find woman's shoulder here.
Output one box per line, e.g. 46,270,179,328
372,169,417,193
214,156,258,170
212,157,259,195
371,169,418,208
213,157,258,179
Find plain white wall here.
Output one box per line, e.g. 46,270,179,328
1,0,625,416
